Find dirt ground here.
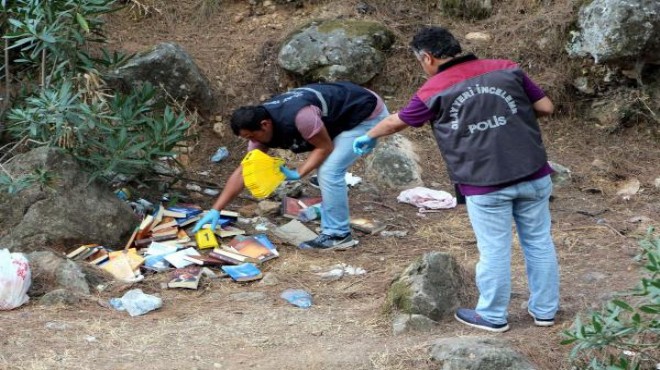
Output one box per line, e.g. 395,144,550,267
1,1,659,369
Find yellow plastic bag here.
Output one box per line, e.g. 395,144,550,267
241,150,286,199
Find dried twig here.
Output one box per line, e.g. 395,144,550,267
0,136,28,163
363,200,397,211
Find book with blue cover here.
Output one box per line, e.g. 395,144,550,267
165,204,203,218
221,263,263,282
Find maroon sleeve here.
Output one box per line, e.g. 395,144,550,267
522,73,546,103
397,95,436,127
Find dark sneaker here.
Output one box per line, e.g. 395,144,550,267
454,308,510,333
309,175,320,189
298,233,358,251
528,309,555,327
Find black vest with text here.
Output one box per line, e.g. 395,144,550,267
262,82,377,153
417,57,547,186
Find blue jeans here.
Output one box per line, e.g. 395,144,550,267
465,175,559,325
318,108,390,236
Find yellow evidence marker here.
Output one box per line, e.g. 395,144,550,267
195,228,219,250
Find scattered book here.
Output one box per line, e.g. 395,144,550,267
167,266,203,289
253,234,279,257
220,210,240,222
108,249,145,271
151,217,178,232
134,233,177,248
150,204,165,232
124,226,139,250
182,254,227,267
136,214,155,240
165,204,203,219
227,235,278,262
74,245,103,261
210,225,246,239
144,253,172,272
145,242,178,256
271,219,318,247
281,196,322,219
164,247,201,269
150,226,179,238
350,217,386,235
175,214,201,228
221,263,263,282
209,247,260,265
102,254,140,282
86,247,109,265
66,244,96,259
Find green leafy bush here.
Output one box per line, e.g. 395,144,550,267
562,229,660,369
2,0,118,81
7,81,191,182
2,0,194,189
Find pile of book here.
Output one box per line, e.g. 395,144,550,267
66,244,145,283
64,203,278,287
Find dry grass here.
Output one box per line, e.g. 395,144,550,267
3,0,658,369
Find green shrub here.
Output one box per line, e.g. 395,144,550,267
7,81,191,182
562,229,660,369
2,0,194,189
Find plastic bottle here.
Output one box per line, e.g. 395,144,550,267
298,204,322,222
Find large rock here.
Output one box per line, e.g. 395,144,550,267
430,337,536,370
566,0,660,65
0,147,137,252
277,19,395,84
386,252,472,321
27,251,90,296
105,42,214,114
366,134,423,189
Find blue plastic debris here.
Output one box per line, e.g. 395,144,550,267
211,147,229,162
280,288,312,308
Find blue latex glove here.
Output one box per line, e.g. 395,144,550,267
192,209,220,233
353,134,377,155
280,165,301,181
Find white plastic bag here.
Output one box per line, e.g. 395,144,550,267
397,187,457,210
0,249,31,310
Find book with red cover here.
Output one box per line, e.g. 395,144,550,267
167,266,202,289
183,254,227,266
281,196,322,219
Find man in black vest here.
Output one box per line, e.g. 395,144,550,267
193,82,389,250
354,27,560,332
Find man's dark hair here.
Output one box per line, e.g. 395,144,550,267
230,106,270,135
410,26,462,59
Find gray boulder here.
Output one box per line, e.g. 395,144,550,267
40,289,82,306
27,251,90,296
567,0,660,65
106,42,214,114
430,337,536,370
393,313,437,336
0,147,137,252
386,252,472,321
366,134,423,189
277,19,395,84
